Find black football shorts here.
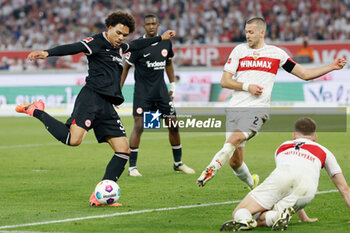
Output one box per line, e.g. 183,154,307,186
132,95,176,118
66,86,126,143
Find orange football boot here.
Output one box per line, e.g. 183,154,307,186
15,100,45,116
89,192,122,207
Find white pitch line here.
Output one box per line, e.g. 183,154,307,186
0,189,338,230
0,200,240,230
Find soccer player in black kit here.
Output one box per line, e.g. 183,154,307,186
15,11,175,206
121,14,195,176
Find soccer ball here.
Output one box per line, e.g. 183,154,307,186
94,180,120,204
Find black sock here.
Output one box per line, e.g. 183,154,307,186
129,147,139,167
33,109,71,145
172,144,182,163
102,152,129,182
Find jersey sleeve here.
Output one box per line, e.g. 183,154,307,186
324,149,342,177
278,47,296,72
46,42,88,57
80,36,102,55
223,45,240,76
121,36,162,53
125,50,139,66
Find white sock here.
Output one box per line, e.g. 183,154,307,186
265,210,279,227
174,161,182,166
209,143,235,170
233,162,254,188
234,208,252,222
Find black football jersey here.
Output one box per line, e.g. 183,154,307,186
46,32,162,105
81,32,127,105
125,37,174,100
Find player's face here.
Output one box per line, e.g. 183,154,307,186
245,23,264,49
144,17,159,37
107,24,130,47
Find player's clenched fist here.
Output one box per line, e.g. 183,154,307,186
27,51,49,60
332,57,347,70
161,30,176,40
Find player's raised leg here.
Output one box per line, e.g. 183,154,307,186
197,130,245,186
16,100,86,146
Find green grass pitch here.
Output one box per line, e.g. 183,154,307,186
0,115,349,232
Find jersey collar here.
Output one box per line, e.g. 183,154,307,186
102,31,114,48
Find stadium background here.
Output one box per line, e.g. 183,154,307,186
0,0,350,116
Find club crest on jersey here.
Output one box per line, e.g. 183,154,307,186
125,52,131,59
85,119,91,127
161,49,168,57
83,37,94,43
252,51,260,60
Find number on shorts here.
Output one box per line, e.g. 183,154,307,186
253,116,259,125
117,120,125,131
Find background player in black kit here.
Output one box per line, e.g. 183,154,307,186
15,11,175,206
121,14,195,176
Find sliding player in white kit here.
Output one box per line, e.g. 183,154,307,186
220,117,350,231
197,17,347,189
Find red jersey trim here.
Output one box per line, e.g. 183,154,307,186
276,143,327,167
237,57,280,74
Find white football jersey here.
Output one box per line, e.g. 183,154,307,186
224,43,293,107
274,138,342,187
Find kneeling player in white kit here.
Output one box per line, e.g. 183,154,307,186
220,118,350,231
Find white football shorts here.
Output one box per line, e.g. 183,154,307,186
249,165,317,212
225,109,268,147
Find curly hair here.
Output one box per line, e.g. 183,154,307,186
105,11,135,33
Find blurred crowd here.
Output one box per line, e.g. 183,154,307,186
0,0,349,70
1,0,350,50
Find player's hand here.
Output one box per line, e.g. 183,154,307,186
168,91,174,100
332,57,347,70
27,51,49,60
248,84,263,96
161,30,176,40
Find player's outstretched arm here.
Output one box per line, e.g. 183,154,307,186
331,173,350,210
28,42,89,60
126,30,176,52
291,57,347,81
221,71,263,96
296,209,318,222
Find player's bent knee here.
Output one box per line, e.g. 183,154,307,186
69,138,82,146
226,133,246,147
